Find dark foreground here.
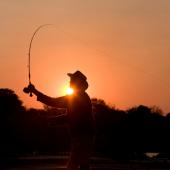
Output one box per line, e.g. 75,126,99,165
1,153,170,170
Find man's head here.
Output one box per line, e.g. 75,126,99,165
67,70,88,91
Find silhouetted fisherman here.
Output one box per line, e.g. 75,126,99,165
24,70,94,170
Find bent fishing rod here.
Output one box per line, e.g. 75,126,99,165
23,24,51,96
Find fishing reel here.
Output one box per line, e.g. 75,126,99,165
23,87,33,97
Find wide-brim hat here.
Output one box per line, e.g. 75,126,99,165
67,70,87,81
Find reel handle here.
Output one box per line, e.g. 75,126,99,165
30,92,33,97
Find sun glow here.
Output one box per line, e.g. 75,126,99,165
66,87,74,95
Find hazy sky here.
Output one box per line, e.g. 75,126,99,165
1,0,170,113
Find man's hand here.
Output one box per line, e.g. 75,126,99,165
28,84,35,92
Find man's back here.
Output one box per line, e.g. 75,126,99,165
68,91,94,137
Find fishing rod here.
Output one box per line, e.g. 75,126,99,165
23,24,51,96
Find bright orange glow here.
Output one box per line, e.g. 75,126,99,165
1,1,170,113
60,84,74,96
66,87,74,95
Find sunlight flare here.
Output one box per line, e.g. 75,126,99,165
66,87,74,95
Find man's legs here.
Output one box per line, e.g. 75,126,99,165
67,162,89,170
66,159,79,170
67,136,93,170
80,164,90,170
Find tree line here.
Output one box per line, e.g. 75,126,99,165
0,88,170,159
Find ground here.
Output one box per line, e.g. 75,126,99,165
1,152,170,170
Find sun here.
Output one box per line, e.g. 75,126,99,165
66,87,74,95
60,83,74,96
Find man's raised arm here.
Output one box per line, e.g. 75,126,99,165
24,84,68,108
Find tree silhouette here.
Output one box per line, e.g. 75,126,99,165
1,89,170,159
0,88,25,155
91,98,128,158
0,88,25,117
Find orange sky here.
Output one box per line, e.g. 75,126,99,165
1,0,170,113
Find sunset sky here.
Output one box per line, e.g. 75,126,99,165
1,0,170,113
